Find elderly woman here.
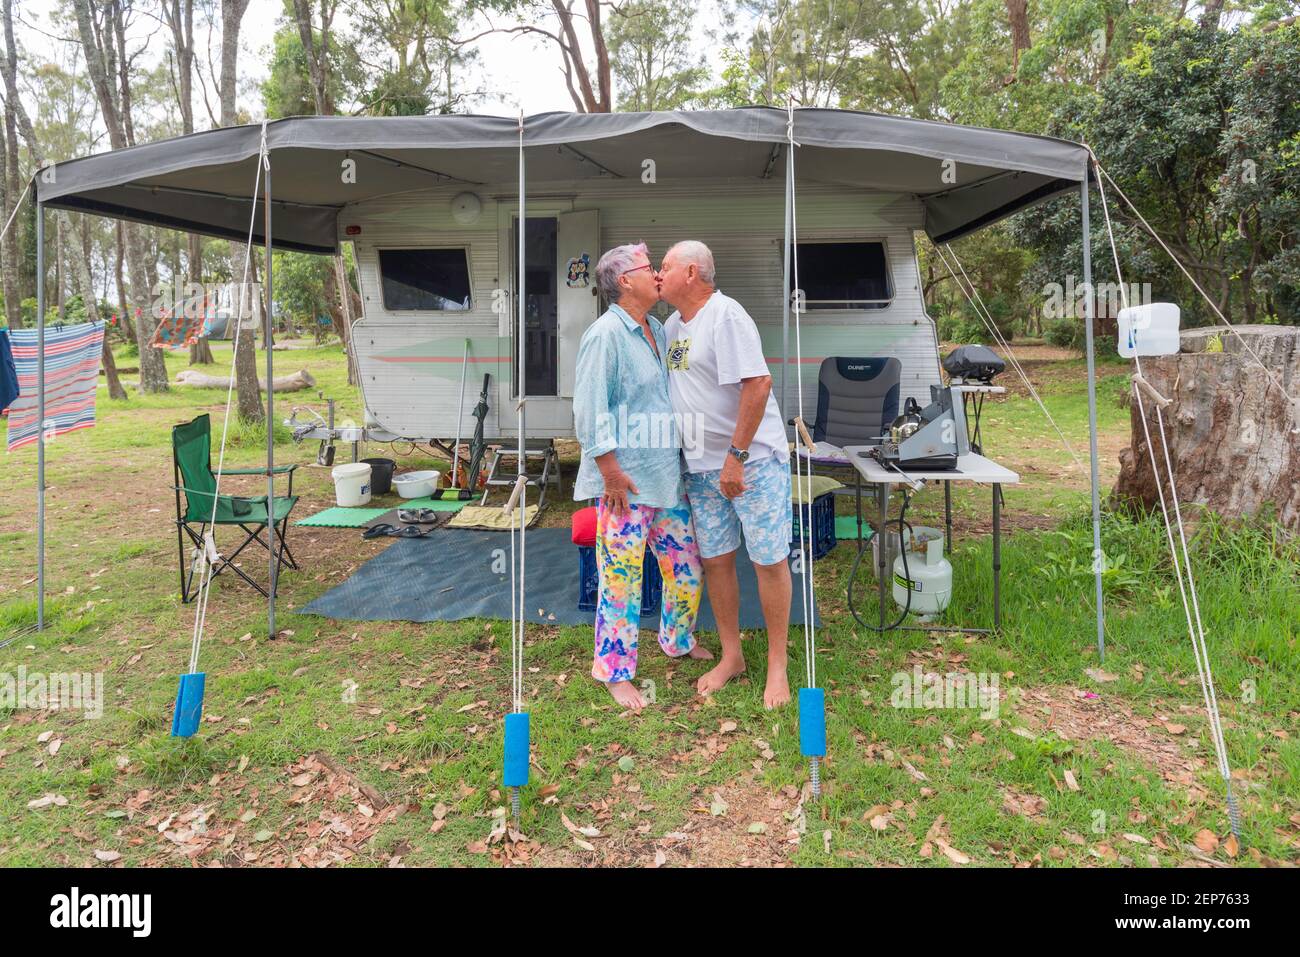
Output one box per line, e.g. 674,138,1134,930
572,242,712,711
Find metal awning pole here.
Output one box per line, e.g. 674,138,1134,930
517,116,525,467
781,143,792,425
264,152,277,640
35,200,46,632
1081,178,1105,661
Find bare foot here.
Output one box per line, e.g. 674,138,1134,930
686,644,715,661
608,680,646,712
764,661,791,710
696,656,746,696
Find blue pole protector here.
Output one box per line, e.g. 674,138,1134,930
503,711,530,787
799,687,826,757
171,672,206,738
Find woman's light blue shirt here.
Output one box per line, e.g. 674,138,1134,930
571,303,684,508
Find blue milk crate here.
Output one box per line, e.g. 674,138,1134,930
577,544,662,615
791,491,837,561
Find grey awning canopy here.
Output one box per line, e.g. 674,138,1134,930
35,107,1090,253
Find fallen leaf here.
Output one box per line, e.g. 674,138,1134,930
1085,668,1118,683
1192,829,1219,853
93,850,121,863
935,839,970,865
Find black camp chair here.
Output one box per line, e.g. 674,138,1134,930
172,413,300,602
807,356,902,449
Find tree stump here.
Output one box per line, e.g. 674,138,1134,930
1114,325,1300,530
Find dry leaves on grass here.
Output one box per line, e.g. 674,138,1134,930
919,814,972,866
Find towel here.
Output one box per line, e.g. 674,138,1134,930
6,321,104,451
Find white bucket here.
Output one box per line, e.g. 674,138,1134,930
332,462,372,506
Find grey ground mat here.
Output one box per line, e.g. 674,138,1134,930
301,527,820,630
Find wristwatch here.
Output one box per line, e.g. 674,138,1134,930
728,445,750,463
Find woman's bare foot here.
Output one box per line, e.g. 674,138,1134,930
686,644,715,661
696,655,746,696
764,661,791,710
608,680,646,712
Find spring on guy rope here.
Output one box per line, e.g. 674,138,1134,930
809,757,821,798
1226,782,1242,840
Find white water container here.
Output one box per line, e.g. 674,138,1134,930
892,528,953,617
1118,302,1180,358
331,462,372,506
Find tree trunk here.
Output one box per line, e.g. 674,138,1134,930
234,253,263,422
125,221,170,391
1004,0,1031,72
1114,326,1300,531
329,254,356,385
176,367,315,391
65,211,126,400
0,121,19,330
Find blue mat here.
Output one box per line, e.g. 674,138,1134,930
300,528,819,630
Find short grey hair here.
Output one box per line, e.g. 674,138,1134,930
595,242,649,303
667,240,716,286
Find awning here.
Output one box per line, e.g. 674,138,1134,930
34,107,1091,253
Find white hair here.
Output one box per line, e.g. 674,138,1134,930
667,240,716,286
595,242,649,303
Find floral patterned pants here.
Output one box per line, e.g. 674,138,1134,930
592,496,703,683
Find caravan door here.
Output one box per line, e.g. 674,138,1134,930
556,209,600,398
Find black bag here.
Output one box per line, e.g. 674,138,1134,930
942,344,1005,383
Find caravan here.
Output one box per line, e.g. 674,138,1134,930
344,176,942,445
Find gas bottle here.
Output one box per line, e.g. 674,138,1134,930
892,528,952,617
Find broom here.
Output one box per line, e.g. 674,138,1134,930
432,339,473,500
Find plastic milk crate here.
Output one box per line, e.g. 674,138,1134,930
791,492,837,561
577,545,663,616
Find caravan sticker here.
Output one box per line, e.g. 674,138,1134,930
566,253,591,288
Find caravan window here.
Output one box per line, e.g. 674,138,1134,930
792,241,892,310
378,248,472,312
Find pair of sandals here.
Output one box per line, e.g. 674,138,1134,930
362,507,443,540
363,522,432,540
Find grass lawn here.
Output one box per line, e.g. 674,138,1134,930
0,338,1296,868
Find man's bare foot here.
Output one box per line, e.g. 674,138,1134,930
608,680,646,712
764,662,791,710
686,644,715,661
696,655,746,696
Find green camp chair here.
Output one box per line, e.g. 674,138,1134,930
172,413,300,602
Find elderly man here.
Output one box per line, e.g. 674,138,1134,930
572,242,713,712
657,241,792,709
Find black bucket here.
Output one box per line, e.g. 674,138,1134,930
361,457,396,496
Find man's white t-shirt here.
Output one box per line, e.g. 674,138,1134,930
663,290,789,473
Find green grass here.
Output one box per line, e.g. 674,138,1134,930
0,340,1295,867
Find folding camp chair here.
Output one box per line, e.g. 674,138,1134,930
791,357,902,513
172,413,300,602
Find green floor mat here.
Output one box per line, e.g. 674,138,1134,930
835,514,874,540
296,506,391,528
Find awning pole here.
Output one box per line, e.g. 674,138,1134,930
35,200,46,632
517,114,525,471
264,148,277,640
1081,178,1105,662
781,144,791,424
